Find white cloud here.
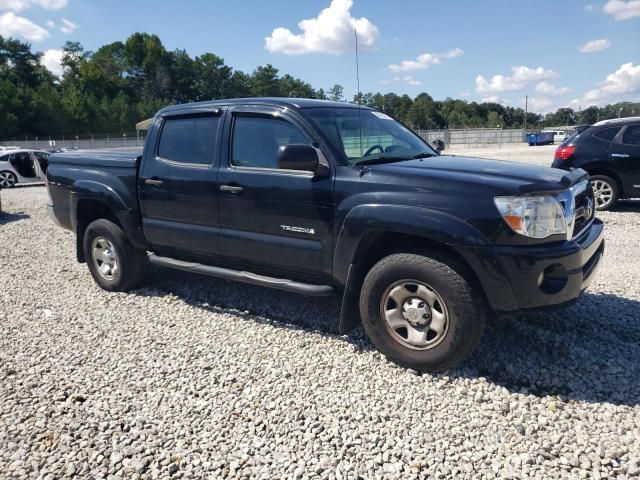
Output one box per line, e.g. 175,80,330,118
0,0,67,11
529,96,557,113
382,75,421,86
0,11,48,41
459,90,471,98
59,17,77,33
41,48,63,76
480,96,511,105
387,48,463,73
535,81,571,96
569,62,640,107
475,66,558,94
585,4,595,11
603,0,640,20
265,0,378,55
579,38,611,53
45,19,54,27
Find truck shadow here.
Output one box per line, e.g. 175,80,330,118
136,266,639,407
613,199,640,212
0,211,30,225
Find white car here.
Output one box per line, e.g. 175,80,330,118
543,130,568,144
0,149,50,188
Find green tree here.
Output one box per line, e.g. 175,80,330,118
328,84,344,102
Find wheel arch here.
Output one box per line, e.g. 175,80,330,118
335,205,492,334
73,197,123,263
585,168,625,197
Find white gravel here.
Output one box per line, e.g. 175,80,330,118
447,143,557,167
1,186,639,479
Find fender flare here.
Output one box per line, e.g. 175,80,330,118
333,204,490,285
70,180,147,252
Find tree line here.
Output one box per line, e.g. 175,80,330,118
1,33,637,138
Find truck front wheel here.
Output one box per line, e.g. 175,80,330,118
360,253,486,373
83,219,146,292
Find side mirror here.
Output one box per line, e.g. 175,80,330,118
277,144,319,172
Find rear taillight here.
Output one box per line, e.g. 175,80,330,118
555,145,576,161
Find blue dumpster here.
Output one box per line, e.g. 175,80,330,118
526,132,555,146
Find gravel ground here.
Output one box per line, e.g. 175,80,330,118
1,185,639,480
447,144,557,166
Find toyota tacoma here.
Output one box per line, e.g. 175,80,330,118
47,98,604,372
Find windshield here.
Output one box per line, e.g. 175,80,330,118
305,107,436,165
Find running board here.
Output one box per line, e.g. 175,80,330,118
148,254,335,296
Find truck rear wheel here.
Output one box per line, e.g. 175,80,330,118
360,253,486,373
83,219,146,292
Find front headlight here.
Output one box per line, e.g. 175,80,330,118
494,195,566,239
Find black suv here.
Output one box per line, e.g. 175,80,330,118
552,116,640,210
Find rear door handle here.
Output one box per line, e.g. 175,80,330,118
145,178,164,187
611,153,630,158
220,184,243,194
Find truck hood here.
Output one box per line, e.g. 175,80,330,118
371,155,586,194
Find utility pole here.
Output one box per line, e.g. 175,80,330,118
523,95,528,131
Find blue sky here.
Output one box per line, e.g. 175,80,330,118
1,0,639,112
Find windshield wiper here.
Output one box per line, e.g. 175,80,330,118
354,156,411,166
412,152,436,159
354,151,437,166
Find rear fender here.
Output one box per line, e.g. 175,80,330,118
71,180,147,250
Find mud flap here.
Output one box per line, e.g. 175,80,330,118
338,263,363,334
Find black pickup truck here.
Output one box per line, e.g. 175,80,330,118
47,98,604,372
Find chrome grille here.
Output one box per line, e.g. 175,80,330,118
557,180,594,240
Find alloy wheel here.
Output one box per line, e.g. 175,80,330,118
592,179,613,209
0,172,16,188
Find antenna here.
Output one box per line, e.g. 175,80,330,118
354,29,363,158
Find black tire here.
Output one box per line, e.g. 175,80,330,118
590,175,619,211
83,219,146,291
0,171,17,188
360,253,486,373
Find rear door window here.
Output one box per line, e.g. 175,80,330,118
157,115,219,165
593,127,622,142
621,125,640,145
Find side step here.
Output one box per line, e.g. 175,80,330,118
148,254,335,297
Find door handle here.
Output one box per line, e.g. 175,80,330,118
220,184,243,194
145,178,164,187
611,153,630,158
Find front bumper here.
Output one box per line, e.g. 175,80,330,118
457,218,605,312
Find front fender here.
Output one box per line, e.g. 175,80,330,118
333,204,491,286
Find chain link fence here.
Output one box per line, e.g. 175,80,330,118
1,128,565,152
416,128,527,148
0,132,146,151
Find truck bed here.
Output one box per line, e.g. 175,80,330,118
47,148,144,236
49,148,143,168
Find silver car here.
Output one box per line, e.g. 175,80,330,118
0,149,49,188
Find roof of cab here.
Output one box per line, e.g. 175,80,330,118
157,97,370,116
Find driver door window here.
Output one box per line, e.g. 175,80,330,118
231,115,311,169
